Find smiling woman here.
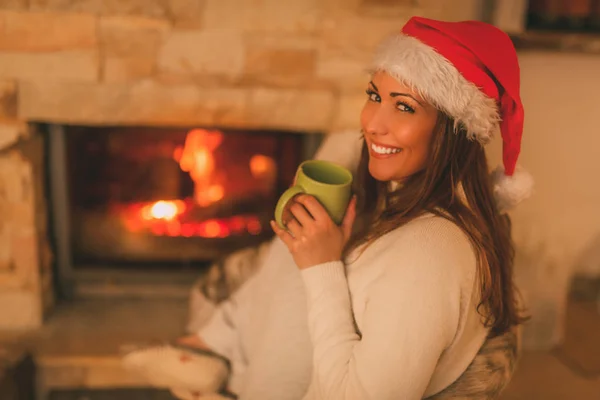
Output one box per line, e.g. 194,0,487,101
271,16,533,399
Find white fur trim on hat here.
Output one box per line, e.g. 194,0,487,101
492,166,534,213
370,33,501,143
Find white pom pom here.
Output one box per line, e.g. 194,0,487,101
492,166,534,213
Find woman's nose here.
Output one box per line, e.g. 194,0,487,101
363,109,389,137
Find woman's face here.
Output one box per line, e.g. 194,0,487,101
360,71,439,182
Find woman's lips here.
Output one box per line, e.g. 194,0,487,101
368,142,402,159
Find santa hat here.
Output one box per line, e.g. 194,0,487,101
370,16,533,212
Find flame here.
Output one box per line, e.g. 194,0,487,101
174,129,224,207
206,184,225,203
142,200,185,221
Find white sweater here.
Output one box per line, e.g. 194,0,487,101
199,213,489,399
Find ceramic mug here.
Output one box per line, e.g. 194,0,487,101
274,160,353,229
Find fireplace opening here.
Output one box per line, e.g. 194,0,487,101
47,125,321,278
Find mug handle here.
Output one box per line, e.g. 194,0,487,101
274,186,305,229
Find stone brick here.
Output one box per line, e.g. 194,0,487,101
246,34,318,51
361,0,413,5
0,151,32,205
319,14,411,56
0,81,18,119
240,34,320,86
0,10,97,52
100,16,168,82
103,57,155,82
30,0,168,19
247,88,335,131
19,81,248,127
332,93,365,131
0,0,29,10
167,0,205,29
0,122,27,151
0,290,42,329
245,48,316,79
356,0,422,18
158,30,244,77
100,16,169,58
0,51,98,82
11,233,39,289
321,0,362,11
316,52,370,91
203,0,322,33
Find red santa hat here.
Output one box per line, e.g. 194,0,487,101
370,16,533,212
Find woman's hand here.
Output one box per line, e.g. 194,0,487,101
271,194,356,270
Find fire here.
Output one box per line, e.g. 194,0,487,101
206,184,225,203
174,129,225,207
142,200,185,221
121,199,263,239
120,129,273,240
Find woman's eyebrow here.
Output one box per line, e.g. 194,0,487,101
369,80,423,106
390,92,423,106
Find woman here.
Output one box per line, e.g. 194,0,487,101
267,17,532,399
134,17,533,399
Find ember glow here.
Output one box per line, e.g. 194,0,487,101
121,199,263,238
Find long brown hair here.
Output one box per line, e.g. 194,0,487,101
344,113,527,336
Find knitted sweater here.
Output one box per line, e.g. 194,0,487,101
199,213,489,399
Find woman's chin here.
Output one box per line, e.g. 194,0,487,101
368,165,396,182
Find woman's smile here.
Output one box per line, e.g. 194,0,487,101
368,140,403,159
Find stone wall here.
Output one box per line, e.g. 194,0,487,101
0,0,486,330
0,0,482,131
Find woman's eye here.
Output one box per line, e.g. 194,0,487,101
365,90,380,102
397,102,415,113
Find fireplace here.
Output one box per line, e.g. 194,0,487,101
46,124,321,295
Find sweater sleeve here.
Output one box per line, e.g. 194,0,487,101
300,221,471,399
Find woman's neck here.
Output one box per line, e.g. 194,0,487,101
388,180,403,191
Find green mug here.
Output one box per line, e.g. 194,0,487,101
274,160,353,229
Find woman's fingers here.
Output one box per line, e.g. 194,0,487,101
289,201,314,226
286,218,303,239
270,221,295,248
294,195,329,222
